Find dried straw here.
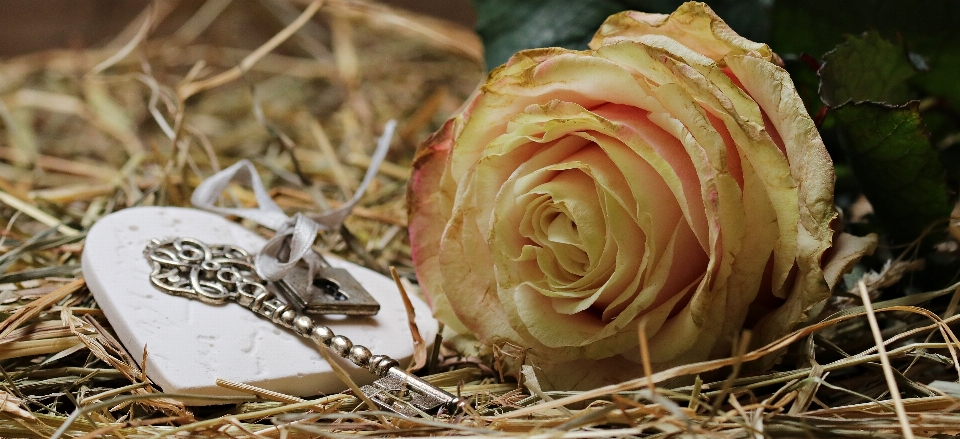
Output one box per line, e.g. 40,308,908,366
2,0,960,437
857,280,914,439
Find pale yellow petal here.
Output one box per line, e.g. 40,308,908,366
727,54,838,354
822,233,879,290
589,2,773,62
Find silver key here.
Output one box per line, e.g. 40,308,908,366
144,237,461,417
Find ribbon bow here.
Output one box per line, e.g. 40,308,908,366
191,120,396,290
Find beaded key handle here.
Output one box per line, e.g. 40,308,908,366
144,237,461,417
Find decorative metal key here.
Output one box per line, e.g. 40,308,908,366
144,237,462,417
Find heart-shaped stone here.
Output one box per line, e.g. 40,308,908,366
82,206,436,404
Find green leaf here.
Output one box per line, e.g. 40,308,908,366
833,102,952,243
771,0,960,107
772,1,960,216
473,0,624,69
819,32,917,107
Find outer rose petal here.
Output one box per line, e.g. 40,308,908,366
407,119,470,335
588,2,774,63
407,1,877,390
823,233,879,290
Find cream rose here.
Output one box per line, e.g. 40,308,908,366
407,2,875,390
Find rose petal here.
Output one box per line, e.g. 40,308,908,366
822,233,879,290
726,54,843,353
438,175,525,345
407,119,473,334
589,3,774,62
453,51,666,180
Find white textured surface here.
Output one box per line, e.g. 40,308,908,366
82,206,436,404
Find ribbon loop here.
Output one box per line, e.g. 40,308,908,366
256,213,319,281
191,120,397,287
190,159,289,230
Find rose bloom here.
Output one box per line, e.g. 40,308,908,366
407,2,876,389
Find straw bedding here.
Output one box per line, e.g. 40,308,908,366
0,1,958,437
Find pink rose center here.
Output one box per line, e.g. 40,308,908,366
489,118,712,325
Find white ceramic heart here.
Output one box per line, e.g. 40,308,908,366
82,206,436,404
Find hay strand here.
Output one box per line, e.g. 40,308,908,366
857,280,915,439
177,0,326,100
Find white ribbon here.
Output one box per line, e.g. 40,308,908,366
191,120,397,289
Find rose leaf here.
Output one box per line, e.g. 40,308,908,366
833,101,952,243
772,0,960,107
818,31,917,107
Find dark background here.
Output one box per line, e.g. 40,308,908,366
0,0,477,57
